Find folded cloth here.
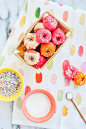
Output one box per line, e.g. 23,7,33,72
0,0,86,129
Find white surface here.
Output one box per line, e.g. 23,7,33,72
25,93,51,118
0,0,86,129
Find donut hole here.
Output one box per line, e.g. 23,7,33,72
29,56,34,61
56,34,60,40
46,49,51,53
67,69,72,75
24,48,27,51
29,38,33,41
43,34,46,38
26,37,33,41
81,77,85,83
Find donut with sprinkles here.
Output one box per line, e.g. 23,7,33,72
24,33,39,49
51,28,65,45
40,42,56,57
43,15,57,31
74,71,86,86
36,29,51,43
63,65,78,80
24,50,40,65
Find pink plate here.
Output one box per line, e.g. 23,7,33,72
22,89,56,123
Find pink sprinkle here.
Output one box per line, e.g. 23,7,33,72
58,3,63,6
78,46,83,57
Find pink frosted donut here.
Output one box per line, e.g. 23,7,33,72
34,22,45,33
24,33,39,49
36,29,51,43
24,50,40,65
43,16,57,31
51,28,65,45
32,55,47,68
63,65,78,80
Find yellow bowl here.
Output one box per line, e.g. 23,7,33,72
0,67,24,102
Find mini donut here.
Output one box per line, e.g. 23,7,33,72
40,42,56,57
36,28,51,43
51,28,65,45
74,71,86,86
24,33,39,49
34,22,45,33
17,42,28,56
43,15,57,31
24,50,40,65
63,65,78,80
32,55,47,68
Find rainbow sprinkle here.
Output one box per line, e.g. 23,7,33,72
0,71,21,97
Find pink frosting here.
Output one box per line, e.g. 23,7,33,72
51,28,65,45
49,42,55,46
63,65,78,80
43,16,57,31
36,28,51,43
32,55,47,68
27,50,37,54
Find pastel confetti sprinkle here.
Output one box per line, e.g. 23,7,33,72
51,74,57,84
9,27,15,38
84,31,86,40
8,44,14,56
74,84,79,89
70,45,75,56
47,60,53,70
48,9,54,15
80,107,86,117
78,46,83,57
79,13,85,25
10,62,16,69
25,86,31,95
30,0,35,2
23,0,28,12
0,56,5,66
57,90,63,101
18,33,24,42
36,72,42,83
62,60,70,70
45,0,50,5
70,27,74,38
16,97,22,110
62,106,68,116
46,88,50,92
65,78,70,86
29,22,34,28
63,11,68,22
74,93,81,105
19,60,24,65
35,7,41,18
0,71,21,97
73,7,77,10
58,3,63,6
80,62,86,73
19,69,24,77
20,16,26,27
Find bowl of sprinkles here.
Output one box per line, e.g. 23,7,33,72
0,67,24,102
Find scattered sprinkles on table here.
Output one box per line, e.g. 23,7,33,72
0,71,21,97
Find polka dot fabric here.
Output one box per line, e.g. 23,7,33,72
1,0,86,129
